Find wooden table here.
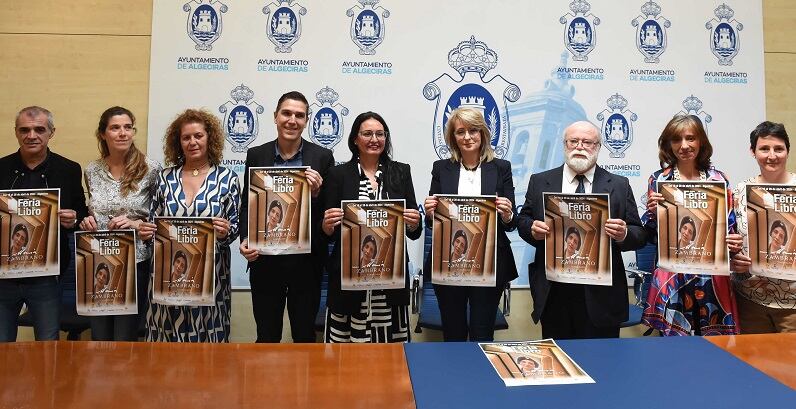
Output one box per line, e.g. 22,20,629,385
0,341,416,409
707,332,796,390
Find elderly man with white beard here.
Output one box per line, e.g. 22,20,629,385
517,121,646,339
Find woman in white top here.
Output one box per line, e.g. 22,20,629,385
731,121,796,333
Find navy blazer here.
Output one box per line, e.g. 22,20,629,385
322,160,421,314
240,139,335,278
423,158,518,287
516,165,646,327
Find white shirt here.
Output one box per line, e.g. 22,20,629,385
457,164,482,196
561,164,596,193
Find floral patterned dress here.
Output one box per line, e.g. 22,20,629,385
641,167,740,336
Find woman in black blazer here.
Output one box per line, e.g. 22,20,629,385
423,107,518,341
321,112,422,343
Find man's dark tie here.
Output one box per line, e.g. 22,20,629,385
575,174,586,194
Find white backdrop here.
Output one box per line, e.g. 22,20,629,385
147,0,765,288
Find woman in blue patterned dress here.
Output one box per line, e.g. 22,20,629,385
146,109,240,342
641,114,741,336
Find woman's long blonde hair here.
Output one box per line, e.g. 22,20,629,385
96,106,148,197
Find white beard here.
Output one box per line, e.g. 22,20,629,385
566,149,598,174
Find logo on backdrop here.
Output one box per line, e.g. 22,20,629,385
631,1,670,64
560,0,600,62
183,0,228,51
219,85,264,153
597,94,637,159
678,95,712,131
706,3,742,66
423,36,520,159
263,0,306,53
347,0,389,55
308,86,349,150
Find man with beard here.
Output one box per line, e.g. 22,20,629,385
517,121,646,339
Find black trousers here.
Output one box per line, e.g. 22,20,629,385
249,258,320,343
90,261,151,341
540,282,620,340
434,284,503,342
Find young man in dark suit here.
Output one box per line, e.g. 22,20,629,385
517,121,646,339
239,91,335,342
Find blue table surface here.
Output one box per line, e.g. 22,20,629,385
405,337,796,409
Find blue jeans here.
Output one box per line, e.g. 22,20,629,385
0,276,60,342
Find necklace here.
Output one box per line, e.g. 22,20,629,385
462,161,480,172
188,162,208,177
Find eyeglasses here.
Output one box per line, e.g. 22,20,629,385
359,130,387,140
107,124,137,135
454,128,481,138
566,139,599,149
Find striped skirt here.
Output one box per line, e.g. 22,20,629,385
324,290,410,343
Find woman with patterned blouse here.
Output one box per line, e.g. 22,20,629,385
80,106,161,341
641,114,741,336
147,109,240,342
730,121,796,333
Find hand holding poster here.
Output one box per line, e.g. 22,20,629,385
431,195,497,287
656,181,729,275
341,199,405,290
745,184,796,280
247,167,311,255
75,230,137,316
0,189,60,278
479,339,594,387
153,217,216,306
543,193,612,286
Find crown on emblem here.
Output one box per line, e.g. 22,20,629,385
714,3,734,20
230,84,254,103
358,0,380,6
569,0,591,15
198,9,212,17
316,86,339,105
606,94,628,111
448,36,498,77
641,1,661,17
278,12,290,19
682,95,703,113
361,15,375,22
319,112,333,120
459,96,485,107
234,111,247,118
574,22,586,29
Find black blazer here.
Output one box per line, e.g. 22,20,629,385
0,150,88,277
240,139,335,278
423,158,518,287
516,165,646,327
323,160,422,314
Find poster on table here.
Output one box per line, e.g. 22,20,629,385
247,166,311,255
75,230,137,316
745,183,796,280
656,181,728,275
543,193,612,286
341,199,405,290
153,217,216,306
0,188,60,278
479,339,594,387
430,195,497,287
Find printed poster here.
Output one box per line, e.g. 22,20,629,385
657,181,729,275
247,166,311,255
0,189,60,278
153,217,216,306
479,339,595,387
75,230,137,316
431,195,497,287
746,183,796,280
341,199,405,290
543,193,612,286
